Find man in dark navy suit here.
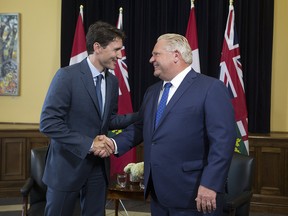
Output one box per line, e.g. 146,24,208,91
40,21,137,216
107,33,236,216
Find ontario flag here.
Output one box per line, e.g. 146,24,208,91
69,5,88,65
185,0,200,73
109,7,136,177
219,3,249,155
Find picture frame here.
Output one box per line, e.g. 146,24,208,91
0,13,20,96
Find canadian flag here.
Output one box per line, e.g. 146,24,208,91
185,0,201,73
69,5,88,65
109,8,137,177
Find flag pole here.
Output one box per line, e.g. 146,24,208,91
69,4,87,65
79,5,84,20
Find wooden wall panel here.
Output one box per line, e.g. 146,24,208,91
249,133,288,214
1,138,26,181
0,123,49,197
260,147,283,195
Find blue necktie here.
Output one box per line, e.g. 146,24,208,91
95,74,103,115
155,82,172,128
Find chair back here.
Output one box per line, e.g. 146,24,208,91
29,146,48,205
225,152,254,216
227,152,254,195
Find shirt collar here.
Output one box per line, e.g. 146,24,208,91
86,57,105,78
162,65,191,89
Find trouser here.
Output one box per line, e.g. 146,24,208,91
45,163,107,216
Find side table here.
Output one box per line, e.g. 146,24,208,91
107,179,146,216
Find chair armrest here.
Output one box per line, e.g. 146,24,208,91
224,191,253,209
20,177,34,197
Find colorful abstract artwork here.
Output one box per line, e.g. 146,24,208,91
0,13,20,96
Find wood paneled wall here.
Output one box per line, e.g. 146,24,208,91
0,123,49,197
0,123,287,214
249,133,288,214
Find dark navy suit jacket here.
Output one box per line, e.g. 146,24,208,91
40,59,137,191
114,69,236,209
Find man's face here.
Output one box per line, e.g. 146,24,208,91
97,37,123,70
149,39,175,81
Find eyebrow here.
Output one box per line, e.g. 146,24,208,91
152,51,161,55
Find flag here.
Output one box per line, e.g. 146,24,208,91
69,5,88,65
185,0,201,73
109,7,137,177
219,3,249,155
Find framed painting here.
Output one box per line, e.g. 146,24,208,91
0,13,20,96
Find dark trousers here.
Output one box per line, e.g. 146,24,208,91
44,164,107,216
151,193,224,216
149,178,225,216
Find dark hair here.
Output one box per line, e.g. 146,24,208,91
86,21,126,55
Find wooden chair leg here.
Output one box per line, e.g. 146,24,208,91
22,196,28,216
114,199,119,216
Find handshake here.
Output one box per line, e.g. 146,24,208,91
91,135,115,158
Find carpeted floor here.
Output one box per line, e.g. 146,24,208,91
0,197,151,216
0,197,287,216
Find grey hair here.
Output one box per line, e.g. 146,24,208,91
157,33,192,65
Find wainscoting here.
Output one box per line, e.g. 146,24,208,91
249,133,288,214
0,123,287,215
0,123,49,197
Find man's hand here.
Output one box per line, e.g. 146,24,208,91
195,185,217,214
91,135,115,158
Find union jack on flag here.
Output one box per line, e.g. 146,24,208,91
219,4,249,155
109,8,133,114
109,7,136,177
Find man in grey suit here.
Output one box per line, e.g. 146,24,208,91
105,33,236,216
40,21,138,216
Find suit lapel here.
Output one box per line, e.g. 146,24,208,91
79,60,102,117
154,70,198,130
102,70,112,123
151,82,163,132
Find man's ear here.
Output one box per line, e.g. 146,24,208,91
173,50,180,63
93,42,102,53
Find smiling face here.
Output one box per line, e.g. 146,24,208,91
91,37,123,72
149,39,177,81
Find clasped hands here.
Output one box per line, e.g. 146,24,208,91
90,135,115,158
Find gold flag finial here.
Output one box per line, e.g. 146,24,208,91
80,5,84,10
230,0,233,6
119,7,123,14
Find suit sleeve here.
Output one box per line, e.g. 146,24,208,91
107,75,139,129
200,80,237,193
39,68,93,159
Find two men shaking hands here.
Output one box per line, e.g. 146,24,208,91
91,135,115,158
